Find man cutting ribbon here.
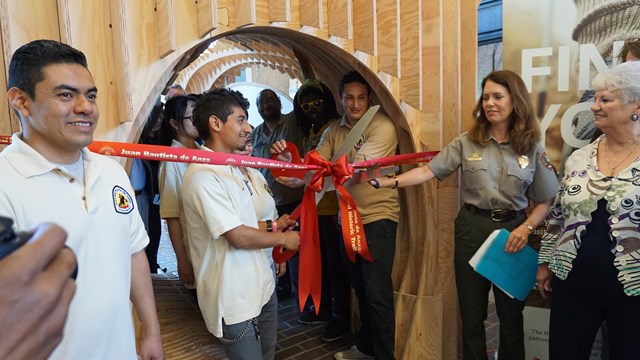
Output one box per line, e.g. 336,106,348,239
275,71,400,360
179,88,300,360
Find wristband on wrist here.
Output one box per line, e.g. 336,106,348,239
388,174,398,189
266,220,273,232
523,222,534,232
272,219,278,233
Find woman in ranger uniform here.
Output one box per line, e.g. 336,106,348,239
372,70,559,360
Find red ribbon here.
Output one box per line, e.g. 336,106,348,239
86,140,322,171
353,151,439,169
271,147,439,265
2,135,439,314
271,150,371,312
269,142,307,179
294,152,331,311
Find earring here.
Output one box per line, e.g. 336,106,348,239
632,114,640,122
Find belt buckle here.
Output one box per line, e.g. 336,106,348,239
490,209,510,222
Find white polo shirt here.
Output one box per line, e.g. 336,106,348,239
159,139,193,219
0,134,148,360
181,148,275,338
158,140,196,268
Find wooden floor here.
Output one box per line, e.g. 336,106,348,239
154,223,358,360
150,274,357,360
154,223,498,360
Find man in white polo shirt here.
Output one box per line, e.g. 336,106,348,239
0,39,163,359
181,88,300,360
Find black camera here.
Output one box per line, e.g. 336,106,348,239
0,216,30,260
0,217,78,279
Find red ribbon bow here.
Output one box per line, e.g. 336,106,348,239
272,149,371,312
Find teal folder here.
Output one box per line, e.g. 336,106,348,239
468,228,538,301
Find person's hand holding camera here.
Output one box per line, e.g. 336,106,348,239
0,222,77,360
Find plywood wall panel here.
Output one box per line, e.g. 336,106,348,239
108,0,136,124
441,1,459,152
173,0,201,46
255,0,270,25
56,0,125,139
156,0,176,58
460,0,477,131
269,0,290,22
299,0,321,28
353,0,374,55
0,0,58,139
402,294,443,360
197,0,218,37
0,27,10,142
281,0,301,30
0,0,59,70
399,0,420,108
236,0,257,27
327,0,350,39
236,0,269,27
376,0,398,76
436,184,460,360
440,2,466,358
111,0,202,135
421,0,441,150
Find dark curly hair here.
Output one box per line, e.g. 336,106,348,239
193,88,250,141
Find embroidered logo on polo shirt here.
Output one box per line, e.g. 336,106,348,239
354,134,365,150
112,186,134,214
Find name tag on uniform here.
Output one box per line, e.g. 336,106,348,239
468,153,482,161
518,155,529,169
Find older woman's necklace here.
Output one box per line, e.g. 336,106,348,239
604,139,640,176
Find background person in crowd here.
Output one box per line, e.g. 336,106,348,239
618,38,640,62
271,79,351,342
250,88,305,299
0,39,163,359
166,84,186,100
537,61,640,359
373,70,559,360
135,84,187,273
181,88,300,359
132,104,164,274
311,71,399,360
158,95,199,289
140,101,165,274
0,222,76,360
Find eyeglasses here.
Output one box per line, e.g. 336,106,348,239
300,99,324,111
183,116,196,125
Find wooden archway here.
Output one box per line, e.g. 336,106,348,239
0,1,480,358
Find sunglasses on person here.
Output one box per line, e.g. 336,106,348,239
300,99,324,111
